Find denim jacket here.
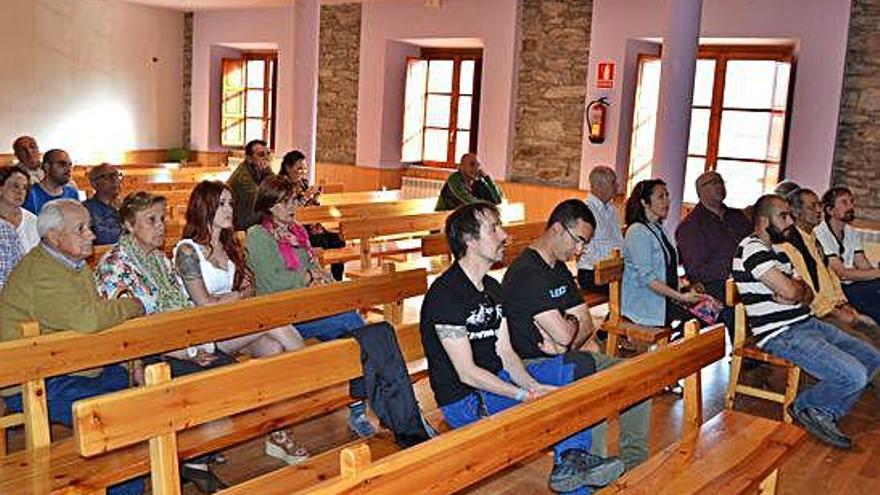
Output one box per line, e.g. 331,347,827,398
622,222,676,326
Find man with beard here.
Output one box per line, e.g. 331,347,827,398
23,149,80,214
11,135,42,185
435,153,504,211
228,139,274,230
732,194,880,450
420,201,624,493
501,199,651,471
813,187,880,324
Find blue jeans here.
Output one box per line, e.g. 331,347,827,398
5,365,144,495
842,279,880,323
440,356,592,494
763,317,880,419
296,311,365,341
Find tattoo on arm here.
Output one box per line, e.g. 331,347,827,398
175,245,203,281
436,324,468,340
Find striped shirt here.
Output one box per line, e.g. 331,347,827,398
732,235,810,347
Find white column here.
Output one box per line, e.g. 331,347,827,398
652,0,702,232
292,0,321,183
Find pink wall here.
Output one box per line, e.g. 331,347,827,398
0,0,183,162
357,0,520,179
581,0,852,193
192,3,320,162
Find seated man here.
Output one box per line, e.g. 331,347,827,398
11,135,42,185
781,188,880,347
227,139,273,231
0,199,144,495
676,171,751,301
502,199,650,471
23,149,79,214
732,194,880,450
82,163,124,245
420,202,624,494
814,186,880,324
435,153,504,211
576,166,623,295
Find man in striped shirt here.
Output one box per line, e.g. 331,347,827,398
733,194,880,450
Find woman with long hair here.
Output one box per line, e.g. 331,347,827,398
621,179,702,330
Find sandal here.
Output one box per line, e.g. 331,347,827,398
265,429,310,465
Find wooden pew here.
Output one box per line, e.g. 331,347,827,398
595,249,673,357
0,268,427,494
83,322,805,495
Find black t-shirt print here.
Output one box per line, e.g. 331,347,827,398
420,263,505,406
502,248,583,359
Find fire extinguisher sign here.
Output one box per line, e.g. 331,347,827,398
596,62,615,89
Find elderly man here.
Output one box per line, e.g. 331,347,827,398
435,153,504,211
813,187,880,325
780,188,880,347
23,149,79,214
11,135,42,185
228,139,273,230
733,194,880,449
676,171,751,301
576,166,623,294
82,163,124,245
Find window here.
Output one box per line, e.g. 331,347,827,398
402,49,482,168
628,46,793,208
221,53,278,149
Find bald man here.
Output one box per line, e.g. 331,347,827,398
435,153,504,211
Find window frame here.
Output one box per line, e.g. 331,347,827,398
220,52,279,150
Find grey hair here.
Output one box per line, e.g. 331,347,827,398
36,199,83,239
588,166,616,189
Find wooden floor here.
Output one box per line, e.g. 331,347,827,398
7,265,879,494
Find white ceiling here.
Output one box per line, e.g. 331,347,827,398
120,0,397,11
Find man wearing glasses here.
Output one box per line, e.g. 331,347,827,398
23,149,80,214
228,139,273,231
501,199,651,473
82,163,124,245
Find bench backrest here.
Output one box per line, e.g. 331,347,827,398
297,198,437,225
594,248,623,319
0,267,427,452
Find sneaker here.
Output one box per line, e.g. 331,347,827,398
265,429,310,465
348,402,376,438
787,405,852,450
549,449,625,492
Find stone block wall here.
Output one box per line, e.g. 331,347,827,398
510,0,592,187
182,12,193,150
316,3,361,164
832,0,880,220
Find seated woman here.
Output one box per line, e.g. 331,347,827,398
0,166,39,254
174,180,310,465
246,175,375,438
279,150,346,280
621,180,706,332
94,191,233,492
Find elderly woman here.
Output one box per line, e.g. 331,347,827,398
246,175,375,438
94,191,231,492
174,180,310,466
621,179,703,330
279,150,346,280
0,166,40,253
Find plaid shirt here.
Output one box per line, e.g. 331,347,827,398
0,220,24,289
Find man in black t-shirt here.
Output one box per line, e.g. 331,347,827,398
420,202,624,493
502,199,651,470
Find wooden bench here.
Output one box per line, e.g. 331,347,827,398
724,279,801,423
0,268,427,494
597,249,673,357
106,322,804,495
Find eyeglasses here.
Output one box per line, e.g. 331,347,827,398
563,224,589,246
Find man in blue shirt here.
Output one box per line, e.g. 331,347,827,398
23,149,79,214
82,163,123,245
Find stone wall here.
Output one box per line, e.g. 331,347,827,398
832,0,880,220
510,0,592,187
316,3,361,164
182,12,193,150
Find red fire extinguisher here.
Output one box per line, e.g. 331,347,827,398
586,97,610,144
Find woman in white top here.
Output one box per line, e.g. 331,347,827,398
174,180,310,465
0,166,39,253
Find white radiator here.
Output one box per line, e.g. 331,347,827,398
401,177,445,199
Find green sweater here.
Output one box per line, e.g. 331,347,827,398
246,225,319,295
0,246,143,342
435,171,505,211
227,160,265,231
